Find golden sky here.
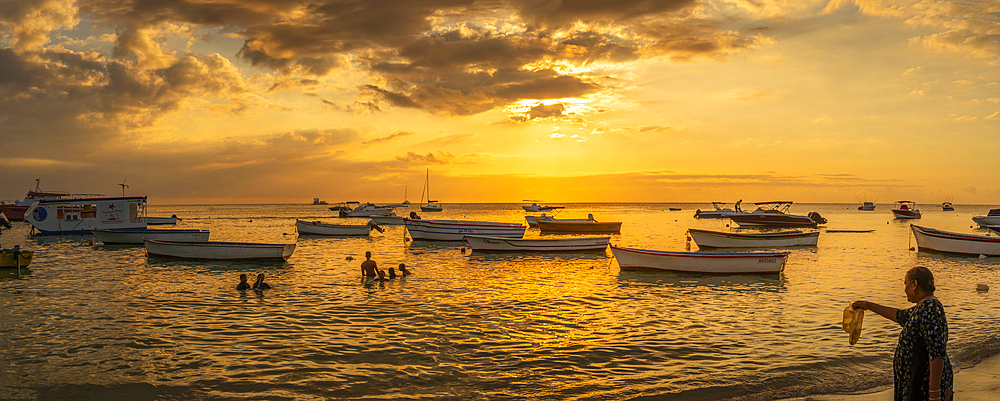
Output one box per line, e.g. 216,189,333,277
0,0,997,204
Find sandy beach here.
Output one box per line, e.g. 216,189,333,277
785,352,1000,401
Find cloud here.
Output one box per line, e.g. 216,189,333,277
985,111,1000,120
362,131,415,144
953,115,977,122
394,151,455,164
0,0,79,51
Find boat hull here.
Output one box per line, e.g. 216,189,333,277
405,219,525,241
142,216,178,225
0,250,33,268
726,214,817,228
688,229,819,248
536,220,622,233
910,225,1000,256
464,235,610,251
25,196,148,234
92,228,210,244
296,220,371,236
611,246,787,274
0,205,29,220
891,209,921,219
972,216,1000,227
144,240,295,260
369,215,404,225
420,205,443,212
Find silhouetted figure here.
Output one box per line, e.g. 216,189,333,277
361,251,379,277
388,267,397,279
398,263,411,277
253,273,271,290
236,274,251,291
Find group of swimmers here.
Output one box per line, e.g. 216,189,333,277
361,251,410,281
236,273,272,291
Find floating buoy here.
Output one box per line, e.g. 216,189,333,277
89,240,94,246
977,284,989,292
460,247,466,253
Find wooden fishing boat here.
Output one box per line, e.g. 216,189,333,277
611,245,788,274
910,225,1000,257
92,228,209,244
404,219,525,241
536,219,622,233
464,235,610,251
891,201,921,219
0,248,33,268
524,213,594,228
687,228,819,248
144,240,296,260
295,219,381,236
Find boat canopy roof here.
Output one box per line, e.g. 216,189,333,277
895,201,916,204
754,201,793,205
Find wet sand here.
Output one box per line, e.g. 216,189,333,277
785,352,1000,401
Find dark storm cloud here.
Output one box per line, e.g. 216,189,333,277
528,102,565,119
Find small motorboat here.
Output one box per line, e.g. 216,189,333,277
725,202,826,228
464,235,610,251
332,202,394,218
694,202,746,219
972,209,1000,227
611,245,788,274
522,201,565,212
858,202,876,211
142,214,181,225
92,228,209,244
370,212,405,225
687,228,819,248
144,240,296,260
941,202,954,211
910,225,1000,257
891,201,921,219
0,214,33,268
404,219,525,241
295,219,383,236
524,213,594,228
536,218,622,233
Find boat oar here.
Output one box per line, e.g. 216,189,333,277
370,222,385,233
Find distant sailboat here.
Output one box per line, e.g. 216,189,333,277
402,186,411,205
420,169,443,212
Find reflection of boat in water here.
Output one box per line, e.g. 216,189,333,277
405,219,525,241
464,235,610,251
910,225,1000,257
295,219,382,236
611,245,788,274
26,196,148,234
92,228,209,244
725,202,826,228
145,240,295,260
687,228,819,248
617,268,785,291
891,201,921,219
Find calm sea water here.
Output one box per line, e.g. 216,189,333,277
2,203,999,400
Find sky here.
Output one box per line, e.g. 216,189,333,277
0,0,997,205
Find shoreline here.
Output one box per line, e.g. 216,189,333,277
781,352,1000,400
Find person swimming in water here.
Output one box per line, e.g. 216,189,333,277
236,274,251,290
398,263,411,277
252,273,271,290
388,267,397,279
361,251,379,278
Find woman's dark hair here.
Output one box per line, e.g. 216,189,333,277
906,266,935,293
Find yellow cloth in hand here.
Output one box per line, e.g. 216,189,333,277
842,305,865,345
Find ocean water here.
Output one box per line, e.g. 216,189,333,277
1,203,999,400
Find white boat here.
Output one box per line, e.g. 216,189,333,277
537,219,622,233
296,219,380,236
611,245,788,274
92,228,209,244
404,219,525,241
0,179,102,220
25,196,148,234
333,202,393,218
144,240,296,260
524,213,594,228
688,228,819,248
370,212,405,225
972,209,1000,227
858,202,876,211
941,201,954,211
420,169,443,212
694,202,745,219
910,225,1000,257
891,201,921,219
141,214,180,225
522,201,564,212
464,235,610,251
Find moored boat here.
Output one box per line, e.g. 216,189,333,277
536,218,621,233
370,212,405,225
687,228,819,248
694,202,744,219
910,225,1000,257
333,202,394,218
141,214,180,225
972,209,1000,227
941,201,954,211
525,213,594,228
26,196,148,234
144,240,295,260
0,179,99,220
464,235,610,251
296,219,381,236
858,202,876,211
420,169,444,212
0,247,33,268
611,245,788,274
891,201,921,219
522,201,565,212
92,228,210,244
725,202,825,228
404,219,525,241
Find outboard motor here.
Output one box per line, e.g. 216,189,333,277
587,213,595,222
694,209,701,218
808,212,827,225
339,210,348,218
409,211,421,220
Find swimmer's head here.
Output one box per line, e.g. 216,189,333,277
365,251,372,259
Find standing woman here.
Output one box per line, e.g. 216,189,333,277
853,266,953,401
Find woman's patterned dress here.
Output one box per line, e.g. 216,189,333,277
894,298,953,401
